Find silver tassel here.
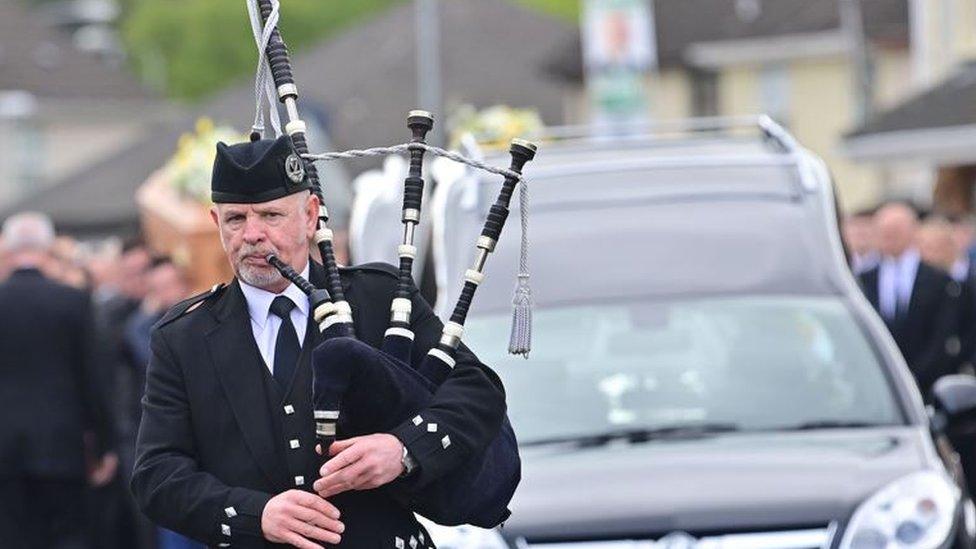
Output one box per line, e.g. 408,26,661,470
508,274,532,357
508,179,532,357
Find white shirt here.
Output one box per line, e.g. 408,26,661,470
952,257,971,283
877,249,920,321
239,262,310,373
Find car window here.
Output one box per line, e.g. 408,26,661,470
464,296,903,444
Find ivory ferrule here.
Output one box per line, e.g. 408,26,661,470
277,83,298,99
385,327,415,340
314,228,334,244
477,235,496,252
397,244,417,260
285,120,307,135
313,302,337,323
438,322,464,349
464,269,485,285
427,348,456,369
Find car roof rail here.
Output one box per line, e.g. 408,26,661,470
453,114,823,194
459,114,802,157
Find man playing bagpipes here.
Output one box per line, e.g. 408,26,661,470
130,124,539,548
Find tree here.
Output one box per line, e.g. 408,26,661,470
123,0,400,101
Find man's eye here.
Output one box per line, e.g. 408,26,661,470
226,215,244,223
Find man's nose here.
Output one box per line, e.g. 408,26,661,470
241,216,266,244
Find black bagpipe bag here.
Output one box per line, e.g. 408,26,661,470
311,333,520,527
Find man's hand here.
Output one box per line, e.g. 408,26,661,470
313,434,405,498
261,490,344,548
87,452,118,487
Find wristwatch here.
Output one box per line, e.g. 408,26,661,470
400,445,418,478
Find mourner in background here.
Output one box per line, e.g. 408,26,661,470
858,203,959,398
120,256,199,549
842,208,879,274
131,136,508,547
0,212,117,549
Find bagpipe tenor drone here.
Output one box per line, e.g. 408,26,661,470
245,0,535,527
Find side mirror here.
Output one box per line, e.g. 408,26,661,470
932,375,976,418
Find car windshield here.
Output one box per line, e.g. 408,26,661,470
463,296,903,445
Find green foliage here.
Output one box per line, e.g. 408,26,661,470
510,0,580,22
120,0,578,102
123,0,400,102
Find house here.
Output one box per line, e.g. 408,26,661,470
843,1,976,213
2,0,575,237
546,0,913,211
0,0,165,209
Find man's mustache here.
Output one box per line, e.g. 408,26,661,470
237,244,278,263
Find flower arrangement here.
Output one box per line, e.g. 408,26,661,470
164,118,245,204
447,105,544,150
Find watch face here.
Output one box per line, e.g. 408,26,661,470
401,446,416,475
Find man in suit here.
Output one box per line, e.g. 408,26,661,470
859,203,959,398
0,212,116,549
131,136,510,548
919,216,976,375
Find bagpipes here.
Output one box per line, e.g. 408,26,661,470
247,0,535,527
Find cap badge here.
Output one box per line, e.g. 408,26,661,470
284,154,306,184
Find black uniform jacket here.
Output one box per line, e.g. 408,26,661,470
131,260,508,548
859,261,959,396
0,268,114,479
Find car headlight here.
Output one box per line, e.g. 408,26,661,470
839,470,960,549
416,515,509,549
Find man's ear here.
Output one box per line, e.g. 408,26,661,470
306,193,320,236
209,206,220,228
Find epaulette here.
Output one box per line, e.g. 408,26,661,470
154,283,226,329
338,262,399,279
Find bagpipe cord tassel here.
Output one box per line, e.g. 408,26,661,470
246,0,282,138
508,180,532,358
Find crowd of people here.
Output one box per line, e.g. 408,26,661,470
843,202,976,397
0,212,199,549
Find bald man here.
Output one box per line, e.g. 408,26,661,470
0,212,116,548
858,203,960,398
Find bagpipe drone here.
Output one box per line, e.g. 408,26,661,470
247,0,534,527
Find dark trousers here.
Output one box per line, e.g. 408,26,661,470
0,477,89,549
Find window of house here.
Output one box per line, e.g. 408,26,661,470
691,68,719,117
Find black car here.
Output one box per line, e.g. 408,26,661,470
422,117,976,549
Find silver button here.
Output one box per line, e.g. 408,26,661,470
409,535,418,549
295,475,305,486
427,423,438,433
284,404,295,415
395,536,405,549
419,532,425,544
412,415,423,426
224,506,237,518
441,435,451,449
289,439,300,449
221,524,231,536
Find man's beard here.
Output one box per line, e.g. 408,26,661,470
234,243,283,289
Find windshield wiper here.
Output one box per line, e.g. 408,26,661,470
522,422,742,448
771,420,889,431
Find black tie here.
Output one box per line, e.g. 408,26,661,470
270,296,300,389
